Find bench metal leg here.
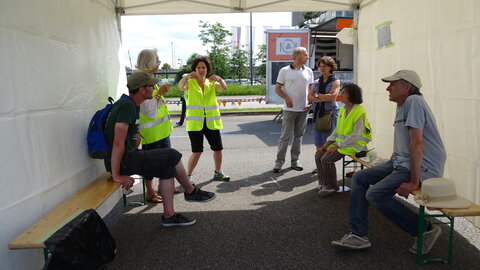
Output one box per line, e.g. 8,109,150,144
43,248,49,261
416,205,454,264
339,156,352,192
122,177,146,206
416,205,426,264
273,109,283,123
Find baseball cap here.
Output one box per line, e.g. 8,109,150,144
127,71,158,91
381,70,422,89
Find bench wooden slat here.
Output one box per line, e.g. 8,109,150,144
411,188,480,217
8,172,120,250
348,155,372,168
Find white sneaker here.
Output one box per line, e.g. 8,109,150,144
318,186,337,197
409,224,442,255
316,184,324,190
331,232,371,249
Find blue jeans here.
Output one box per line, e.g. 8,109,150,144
349,160,418,237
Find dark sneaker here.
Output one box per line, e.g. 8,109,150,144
291,161,303,171
409,224,442,255
273,163,282,173
213,170,230,181
331,232,371,249
161,213,196,227
184,187,216,202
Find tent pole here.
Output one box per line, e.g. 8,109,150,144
115,1,124,42
353,3,359,83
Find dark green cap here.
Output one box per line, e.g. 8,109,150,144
127,71,158,91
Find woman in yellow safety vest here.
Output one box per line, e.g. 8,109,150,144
178,56,230,182
316,83,372,197
137,49,174,203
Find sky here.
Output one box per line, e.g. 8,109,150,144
121,12,293,70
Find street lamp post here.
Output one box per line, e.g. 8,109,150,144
171,42,175,69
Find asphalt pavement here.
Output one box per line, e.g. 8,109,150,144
103,114,480,270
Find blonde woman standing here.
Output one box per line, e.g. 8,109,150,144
136,49,174,203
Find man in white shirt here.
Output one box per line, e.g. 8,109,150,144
273,47,314,173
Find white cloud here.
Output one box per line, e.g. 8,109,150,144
121,12,293,69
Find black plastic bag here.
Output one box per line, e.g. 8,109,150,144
43,209,116,270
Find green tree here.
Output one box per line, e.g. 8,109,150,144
254,44,267,79
161,63,171,70
229,46,249,81
297,11,321,28
186,53,201,66
198,21,231,78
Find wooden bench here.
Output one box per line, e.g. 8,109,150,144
8,172,124,260
339,156,480,264
340,153,372,191
411,188,480,264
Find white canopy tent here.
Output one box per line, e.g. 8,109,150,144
1,0,479,268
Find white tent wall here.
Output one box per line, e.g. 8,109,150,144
357,0,480,226
0,0,125,269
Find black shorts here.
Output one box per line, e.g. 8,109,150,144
120,148,182,180
188,121,223,153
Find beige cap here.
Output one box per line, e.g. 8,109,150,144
414,178,473,209
127,71,158,91
381,70,422,89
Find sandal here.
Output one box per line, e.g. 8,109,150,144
146,193,163,203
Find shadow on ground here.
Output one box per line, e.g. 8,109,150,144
104,181,480,270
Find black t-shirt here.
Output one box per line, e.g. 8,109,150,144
104,94,139,170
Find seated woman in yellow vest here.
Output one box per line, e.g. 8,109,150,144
137,49,174,203
316,83,372,197
178,56,230,182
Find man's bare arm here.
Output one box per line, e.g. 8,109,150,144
111,122,134,188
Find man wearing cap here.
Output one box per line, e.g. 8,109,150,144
104,71,216,227
331,70,446,255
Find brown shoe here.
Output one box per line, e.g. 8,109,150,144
146,193,163,203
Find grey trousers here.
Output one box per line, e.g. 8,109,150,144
275,110,308,166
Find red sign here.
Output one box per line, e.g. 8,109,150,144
267,32,309,61
336,18,353,29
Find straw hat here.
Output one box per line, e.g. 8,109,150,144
414,178,473,209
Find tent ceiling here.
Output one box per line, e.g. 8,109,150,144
118,0,357,15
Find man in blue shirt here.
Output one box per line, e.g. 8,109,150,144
331,70,446,255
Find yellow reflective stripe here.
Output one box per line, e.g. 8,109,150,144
187,116,205,121
187,105,204,110
206,115,221,121
139,115,170,130
205,104,218,111
352,145,368,151
337,134,371,143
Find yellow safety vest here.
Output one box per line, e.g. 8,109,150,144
139,85,173,144
330,105,372,156
185,78,223,131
